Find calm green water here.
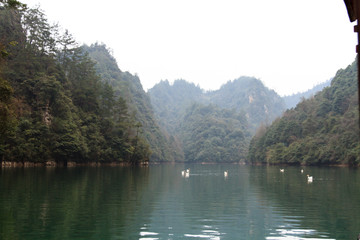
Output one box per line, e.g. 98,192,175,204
0,165,360,240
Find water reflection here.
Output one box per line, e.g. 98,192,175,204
266,228,335,240
0,165,360,239
251,166,360,240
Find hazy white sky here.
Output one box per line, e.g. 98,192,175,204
25,0,357,96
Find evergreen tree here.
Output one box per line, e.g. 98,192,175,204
248,61,360,166
0,3,151,164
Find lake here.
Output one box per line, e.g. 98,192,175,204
0,164,359,240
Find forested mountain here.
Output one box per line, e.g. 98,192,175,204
283,79,331,109
248,60,360,166
148,77,284,162
148,79,205,135
0,3,154,165
150,77,285,134
3,1,356,166
208,77,286,131
180,103,250,162
84,44,181,162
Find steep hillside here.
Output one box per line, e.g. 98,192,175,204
283,79,331,109
0,5,150,164
149,77,285,134
208,77,285,131
180,103,250,162
148,76,284,162
84,44,181,162
148,79,204,134
248,61,359,166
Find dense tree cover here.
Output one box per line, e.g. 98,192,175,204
148,77,284,162
84,44,181,162
248,61,360,166
283,79,331,109
207,77,286,132
148,79,205,135
0,4,150,164
2,2,356,165
150,77,285,134
180,103,250,162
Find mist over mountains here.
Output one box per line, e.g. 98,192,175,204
148,77,285,162
1,2,353,165
283,80,332,109
149,77,286,133
147,75,336,162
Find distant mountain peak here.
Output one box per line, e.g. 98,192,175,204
282,79,331,109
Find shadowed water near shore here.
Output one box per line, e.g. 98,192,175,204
0,165,359,239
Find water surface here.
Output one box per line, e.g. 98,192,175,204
0,165,359,239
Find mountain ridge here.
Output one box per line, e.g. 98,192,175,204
283,79,332,109
248,60,359,166
148,76,286,162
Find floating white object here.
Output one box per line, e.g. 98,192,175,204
182,169,190,177
280,169,284,172
224,170,228,177
301,169,304,173
307,175,313,183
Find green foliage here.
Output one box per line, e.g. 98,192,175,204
148,77,285,162
2,2,356,166
248,61,360,166
0,4,150,164
180,103,250,162
207,76,286,132
283,79,331,109
0,77,15,134
85,43,177,162
150,77,285,135
0,0,26,9
149,79,204,135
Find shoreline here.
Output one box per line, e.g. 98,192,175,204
1,160,357,168
0,160,149,168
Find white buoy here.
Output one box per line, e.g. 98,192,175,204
280,169,284,172
301,169,304,173
224,170,228,177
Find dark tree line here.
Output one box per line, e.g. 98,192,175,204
84,43,181,162
180,103,250,162
1,1,357,166
248,61,360,166
0,2,150,164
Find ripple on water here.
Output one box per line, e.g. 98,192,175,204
184,234,220,240
139,230,159,240
266,228,335,240
183,221,225,240
139,232,159,240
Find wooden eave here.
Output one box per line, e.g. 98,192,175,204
344,0,358,22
